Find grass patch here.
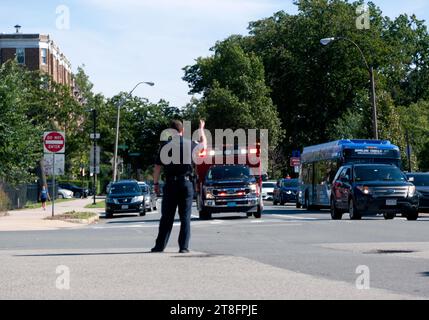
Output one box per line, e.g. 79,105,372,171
24,198,76,209
45,211,98,221
85,201,105,209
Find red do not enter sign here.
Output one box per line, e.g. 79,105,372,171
44,131,65,154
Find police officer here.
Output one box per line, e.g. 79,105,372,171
152,119,207,254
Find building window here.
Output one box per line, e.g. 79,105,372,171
41,48,47,65
16,48,25,64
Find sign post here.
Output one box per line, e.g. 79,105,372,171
44,131,65,217
291,151,301,176
91,109,100,205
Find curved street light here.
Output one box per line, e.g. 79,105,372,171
320,37,378,139
113,81,155,182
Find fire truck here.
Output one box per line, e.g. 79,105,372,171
195,144,264,220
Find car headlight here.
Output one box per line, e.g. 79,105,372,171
287,191,292,195
408,185,416,198
249,184,257,192
205,188,215,199
357,186,371,195
131,196,144,203
106,198,117,204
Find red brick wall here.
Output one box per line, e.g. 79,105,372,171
1,45,73,90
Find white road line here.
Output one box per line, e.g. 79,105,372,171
210,220,224,225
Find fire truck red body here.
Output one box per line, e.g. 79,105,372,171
195,144,264,220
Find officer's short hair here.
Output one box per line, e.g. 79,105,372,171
170,120,183,133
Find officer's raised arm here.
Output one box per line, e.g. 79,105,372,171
199,119,207,150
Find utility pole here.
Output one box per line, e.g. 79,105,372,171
370,66,378,140
92,109,97,205
406,130,412,173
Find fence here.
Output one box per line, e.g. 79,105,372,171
0,181,40,210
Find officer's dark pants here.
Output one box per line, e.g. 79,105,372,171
155,179,193,251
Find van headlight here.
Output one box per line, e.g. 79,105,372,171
408,186,416,198
131,196,144,203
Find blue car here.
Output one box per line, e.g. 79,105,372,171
273,179,299,205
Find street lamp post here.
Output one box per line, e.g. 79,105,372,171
320,37,378,140
113,82,155,182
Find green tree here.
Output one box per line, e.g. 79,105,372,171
0,61,43,184
235,0,429,160
184,40,283,147
398,100,429,170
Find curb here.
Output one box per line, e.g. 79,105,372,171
64,215,100,225
46,214,100,225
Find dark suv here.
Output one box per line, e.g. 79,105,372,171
273,179,299,206
406,173,429,212
331,164,419,221
105,180,146,218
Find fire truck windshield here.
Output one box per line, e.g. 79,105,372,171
207,166,251,181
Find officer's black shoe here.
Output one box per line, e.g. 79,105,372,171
151,247,164,253
179,249,190,254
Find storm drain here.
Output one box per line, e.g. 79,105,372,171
365,249,417,255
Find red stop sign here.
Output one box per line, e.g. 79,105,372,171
44,132,65,153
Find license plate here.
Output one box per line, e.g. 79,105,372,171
227,202,237,208
386,200,397,206
121,205,129,210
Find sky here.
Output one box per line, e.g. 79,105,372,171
1,0,429,107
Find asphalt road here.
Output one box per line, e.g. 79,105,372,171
1,202,429,299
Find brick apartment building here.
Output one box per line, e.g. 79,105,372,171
0,25,73,88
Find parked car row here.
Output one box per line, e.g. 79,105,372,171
57,188,74,199
105,180,158,219
58,183,90,199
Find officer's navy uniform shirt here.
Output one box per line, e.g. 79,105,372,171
155,136,199,178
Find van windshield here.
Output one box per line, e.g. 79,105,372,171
354,166,406,182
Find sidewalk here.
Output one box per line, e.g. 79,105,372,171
0,198,104,232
